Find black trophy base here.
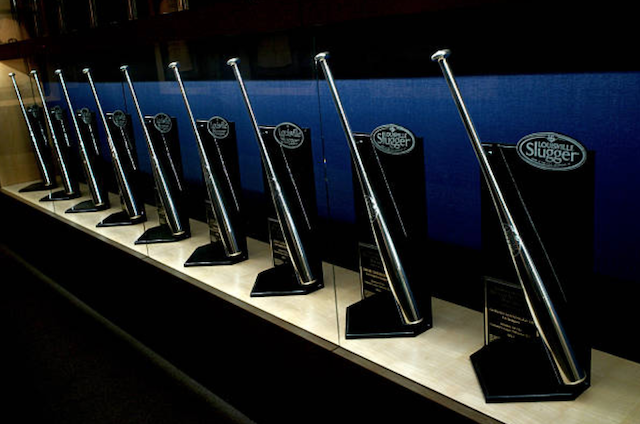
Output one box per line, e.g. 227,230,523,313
65,199,110,213
97,210,147,227
134,224,190,244
40,189,81,202
19,181,57,192
470,339,588,403
184,242,247,267
250,264,323,297
346,292,430,339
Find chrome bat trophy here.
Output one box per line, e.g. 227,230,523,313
30,69,80,200
431,48,586,386
315,52,423,326
228,57,318,286
57,69,109,211
169,61,244,259
8,72,56,191
121,65,187,237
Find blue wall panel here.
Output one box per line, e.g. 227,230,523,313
45,71,640,282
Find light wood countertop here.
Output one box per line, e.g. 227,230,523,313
3,180,640,424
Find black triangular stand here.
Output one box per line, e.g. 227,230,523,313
97,210,146,227
135,224,190,244
184,242,247,267
251,263,323,297
40,189,81,202
19,181,57,192
470,339,588,402
65,199,110,213
346,291,430,339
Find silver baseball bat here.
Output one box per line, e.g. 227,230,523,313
227,58,317,285
30,69,78,196
56,69,108,208
82,68,144,219
8,72,55,187
120,65,186,236
169,62,243,257
431,49,586,385
314,52,422,325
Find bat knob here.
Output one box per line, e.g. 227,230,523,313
314,52,329,62
8,72,15,77
82,68,91,74
29,69,37,75
119,65,129,72
54,69,62,75
430,49,451,62
226,57,240,66
168,61,179,69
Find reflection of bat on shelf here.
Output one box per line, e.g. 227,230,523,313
431,49,586,385
83,68,144,220
315,52,422,326
228,57,317,286
120,65,187,236
169,62,244,259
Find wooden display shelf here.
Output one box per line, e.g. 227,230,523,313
3,180,640,424
1,181,339,349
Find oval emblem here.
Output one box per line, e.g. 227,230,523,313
274,122,304,149
207,116,230,139
79,107,92,125
153,113,172,134
51,105,64,121
371,124,415,155
28,105,40,118
112,110,128,128
516,132,586,171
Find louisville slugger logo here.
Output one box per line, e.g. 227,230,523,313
371,124,415,155
153,113,172,134
79,108,92,125
516,132,586,171
207,116,230,139
112,110,128,128
274,122,304,149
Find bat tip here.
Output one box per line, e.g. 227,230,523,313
314,52,329,62
430,49,451,62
